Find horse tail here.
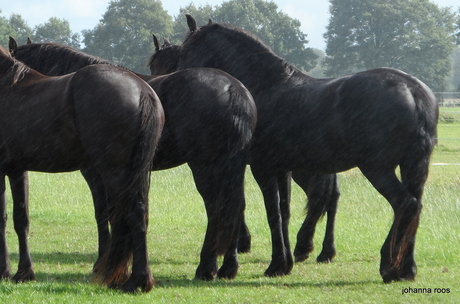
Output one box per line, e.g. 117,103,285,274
214,83,256,255
93,88,164,289
390,76,438,269
226,83,257,157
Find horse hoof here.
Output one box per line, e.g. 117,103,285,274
294,253,310,263
316,251,336,263
0,269,11,280
264,262,292,277
12,269,35,283
217,263,238,280
381,268,416,283
194,273,215,281
237,235,251,254
120,273,155,293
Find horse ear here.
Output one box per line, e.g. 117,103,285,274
186,14,197,32
163,38,171,46
208,18,213,25
153,34,160,51
27,37,32,44
9,36,18,54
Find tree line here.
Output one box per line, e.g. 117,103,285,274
1,0,460,91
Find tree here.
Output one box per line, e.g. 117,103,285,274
452,46,460,90
7,14,33,46
324,0,457,91
0,11,33,48
32,17,80,48
455,8,460,45
173,0,318,72
0,11,14,48
83,0,173,73
170,4,216,43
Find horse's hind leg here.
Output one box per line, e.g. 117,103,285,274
251,164,293,277
81,167,110,266
190,162,220,280
0,173,11,279
9,171,35,282
360,166,423,283
293,172,339,263
237,213,251,253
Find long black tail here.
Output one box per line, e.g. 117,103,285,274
391,76,438,269
214,83,256,255
94,90,164,287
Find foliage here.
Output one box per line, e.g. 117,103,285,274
7,14,33,46
32,17,81,48
324,0,457,91
0,11,77,49
82,0,173,74
171,3,216,43
173,0,318,72
455,8,460,45
0,10,32,48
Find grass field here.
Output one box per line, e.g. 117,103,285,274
0,109,459,303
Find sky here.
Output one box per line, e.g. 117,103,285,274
1,0,459,50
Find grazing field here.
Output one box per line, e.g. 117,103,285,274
1,109,459,303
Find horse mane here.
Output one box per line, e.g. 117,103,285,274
15,43,111,74
184,21,274,55
183,20,297,83
0,45,31,85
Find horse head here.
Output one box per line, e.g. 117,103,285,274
148,34,181,75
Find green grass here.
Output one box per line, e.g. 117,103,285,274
1,116,459,303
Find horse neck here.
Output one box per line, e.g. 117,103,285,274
219,50,298,96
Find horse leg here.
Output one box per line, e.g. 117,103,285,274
251,164,292,277
217,157,246,280
278,172,293,272
190,162,220,280
190,154,246,281
81,167,110,266
360,167,422,283
120,191,154,293
0,173,11,279
94,169,153,293
396,153,431,282
293,172,339,263
237,215,251,253
9,171,35,282
317,188,338,263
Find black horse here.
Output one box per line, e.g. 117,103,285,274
170,15,438,283
9,38,257,281
0,45,164,292
149,35,341,266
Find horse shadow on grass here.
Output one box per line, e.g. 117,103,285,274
6,252,380,290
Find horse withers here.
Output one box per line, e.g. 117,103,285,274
0,45,164,292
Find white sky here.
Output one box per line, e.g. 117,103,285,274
1,0,459,50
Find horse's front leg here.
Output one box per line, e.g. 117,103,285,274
0,173,11,279
9,170,35,282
